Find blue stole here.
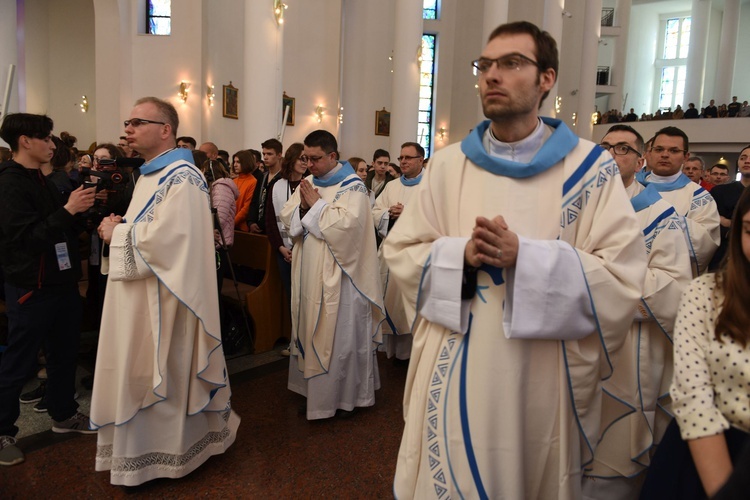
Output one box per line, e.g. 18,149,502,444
139,147,194,175
312,161,356,187
401,169,424,186
460,117,579,178
639,172,692,192
630,184,663,213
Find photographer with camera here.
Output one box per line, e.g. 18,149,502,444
0,113,98,467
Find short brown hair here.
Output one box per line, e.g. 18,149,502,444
487,21,558,105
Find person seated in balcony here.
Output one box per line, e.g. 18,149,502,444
704,99,718,118
624,108,638,122
684,102,699,119
672,104,684,119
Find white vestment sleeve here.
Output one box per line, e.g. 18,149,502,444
503,235,595,340
105,223,154,281
418,236,472,334
300,198,328,239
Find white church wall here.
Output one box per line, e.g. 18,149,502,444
0,0,19,133
701,6,722,107
622,2,659,116
281,0,343,154
23,0,50,117
47,0,97,148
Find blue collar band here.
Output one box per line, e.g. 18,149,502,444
460,117,579,178
139,148,194,176
401,169,424,186
312,161,356,187
630,184,663,212
639,172,691,192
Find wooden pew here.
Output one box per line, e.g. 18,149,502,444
223,231,289,353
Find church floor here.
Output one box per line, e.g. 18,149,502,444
0,350,407,498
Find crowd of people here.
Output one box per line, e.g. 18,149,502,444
1,19,750,499
596,95,750,124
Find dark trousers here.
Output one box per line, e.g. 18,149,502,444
0,283,82,436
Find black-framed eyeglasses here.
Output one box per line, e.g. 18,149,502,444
123,118,167,128
650,146,687,155
398,155,423,162
299,154,328,164
471,53,540,75
600,143,642,157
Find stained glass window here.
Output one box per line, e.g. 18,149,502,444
423,0,438,20
418,34,436,157
147,0,171,35
662,16,690,60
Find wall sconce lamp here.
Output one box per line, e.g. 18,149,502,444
590,112,599,125
389,52,394,73
572,112,578,127
206,85,215,106
178,81,190,103
417,43,423,63
274,0,288,25
338,107,344,124
315,104,325,123
438,127,447,142
555,96,562,114
79,95,89,113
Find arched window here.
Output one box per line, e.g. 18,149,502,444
147,0,171,35
418,34,436,157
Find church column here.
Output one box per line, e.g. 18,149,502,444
541,0,564,118
609,0,632,113
389,0,422,154
714,0,739,104
244,0,283,147
477,0,510,122
575,0,601,140
683,0,711,108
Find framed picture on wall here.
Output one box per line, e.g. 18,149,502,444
375,108,390,136
282,92,295,126
223,82,238,119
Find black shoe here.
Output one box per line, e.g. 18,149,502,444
336,408,359,419
34,391,78,413
19,382,46,404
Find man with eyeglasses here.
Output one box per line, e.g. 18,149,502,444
638,126,720,276
280,130,384,421
371,142,425,363
383,21,646,499
585,124,692,498
91,97,238,485
707,145,750,270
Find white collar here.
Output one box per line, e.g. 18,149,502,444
484,118,546,163
648,171,683,184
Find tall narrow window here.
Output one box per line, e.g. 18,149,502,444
147,0,171,35
423,0,438,20
656,16,690,110
418,34,436,157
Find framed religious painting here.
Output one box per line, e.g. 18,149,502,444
223,82,239,119
375,108,390,136
282,92,295,126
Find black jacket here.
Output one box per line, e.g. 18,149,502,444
365,170,395,199
0,160,83,289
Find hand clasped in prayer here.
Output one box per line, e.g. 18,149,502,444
299,179,321,210
98,214,123,244
465,215,519,268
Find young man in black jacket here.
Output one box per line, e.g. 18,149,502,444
0,113,97,466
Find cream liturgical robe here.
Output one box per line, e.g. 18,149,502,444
383,118,646,499
372,172,423,360
280,163,385,420
90,148,239,486
638,172,719,275
586,184,692,488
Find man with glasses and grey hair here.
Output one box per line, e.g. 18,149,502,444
371,141,425,363
638,126,720,276
91,97,238,486
383,21,646,499
585,124,692,498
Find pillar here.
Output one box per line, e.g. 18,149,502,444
575,0,601,140
609,0,631,112
244,0,283,147
714,0,739,104
389,0,422,154
683,0,711,108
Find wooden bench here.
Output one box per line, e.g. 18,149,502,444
222,231,290,353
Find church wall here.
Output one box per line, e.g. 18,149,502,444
622,2,659,116
0,0,19,134
47,0,96,148
701,5,722,107
338,0,396,159
127,0,204,146
23,0,50,117
201,0,245,153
